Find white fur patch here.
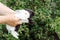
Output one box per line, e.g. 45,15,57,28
15,10,30,19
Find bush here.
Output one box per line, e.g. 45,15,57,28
0,0,60,40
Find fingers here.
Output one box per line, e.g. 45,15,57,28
11,19,22,27
5,14,22,27
15,17,22,25
17,21,22,24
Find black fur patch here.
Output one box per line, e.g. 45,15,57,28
28,18,34,25
15,24,20,31
25,9,34,18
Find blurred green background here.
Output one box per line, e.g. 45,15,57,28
0,0,60,40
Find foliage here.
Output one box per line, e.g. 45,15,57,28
0,0,60,40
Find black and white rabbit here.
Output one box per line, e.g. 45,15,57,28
6,9,34,39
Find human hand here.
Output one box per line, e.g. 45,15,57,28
5,14,22,27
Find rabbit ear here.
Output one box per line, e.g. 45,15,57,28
25,9,34,18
